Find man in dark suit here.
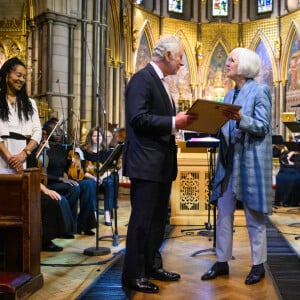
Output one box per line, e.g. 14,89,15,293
121,35,197,294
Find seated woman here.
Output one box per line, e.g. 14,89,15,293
275,150,300,207
42,118,96,236
82,127,119,226
40,183,74,251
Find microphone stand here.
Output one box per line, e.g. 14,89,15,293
83,93,111,257
98,143,126,247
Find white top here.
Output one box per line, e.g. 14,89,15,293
0,98,42,173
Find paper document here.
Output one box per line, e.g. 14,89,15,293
185,99,241,134
190,137,220,142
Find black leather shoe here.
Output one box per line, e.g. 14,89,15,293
201,262,229,280
104,221,112,226
57,234,75,239
245,264,265,285
122,278,159,293
83,230,95,236
42,241,63,252
150,268,180,281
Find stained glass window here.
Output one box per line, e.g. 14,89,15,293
168,0,184,14
257,0,273,14
212,0,228,17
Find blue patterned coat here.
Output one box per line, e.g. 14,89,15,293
211,79,273,214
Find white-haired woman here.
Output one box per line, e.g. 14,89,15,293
201,47,272,285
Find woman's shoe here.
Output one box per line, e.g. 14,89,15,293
104,210,112,226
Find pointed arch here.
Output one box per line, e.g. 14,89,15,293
281,20,300,85
203,35,231,84
174,29,197,87
202,36,232,101
133,20,155,74
249,30,277,83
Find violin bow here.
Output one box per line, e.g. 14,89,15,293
36,115,64,159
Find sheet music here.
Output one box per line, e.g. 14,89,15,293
189,137,220,143
185,99,241,134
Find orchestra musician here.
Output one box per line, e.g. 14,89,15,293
40,182,74,251
35,133,75,250
42,117,97,236
81,127,119,226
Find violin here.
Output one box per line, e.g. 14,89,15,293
67,111,85,181
85,160,102,177
67,149,85,180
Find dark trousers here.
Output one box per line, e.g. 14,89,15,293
41,193,74,245
77,179,97,232
47,182,80,233
122,178,172,279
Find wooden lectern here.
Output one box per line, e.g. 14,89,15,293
0,168,43,299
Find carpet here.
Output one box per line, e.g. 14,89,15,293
76,249,128,300
77,224,175,300
266,216,300,300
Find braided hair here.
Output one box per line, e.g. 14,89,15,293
0,57,33,121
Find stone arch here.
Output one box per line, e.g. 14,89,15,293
280,20,300,86
202,36,231,101
249,30,277,84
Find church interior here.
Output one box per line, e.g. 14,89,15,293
1,0,300,299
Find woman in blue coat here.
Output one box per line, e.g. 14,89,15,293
201,48,273,285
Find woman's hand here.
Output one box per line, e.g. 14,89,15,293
43,187,61,201
6,151,26,173
223,108,242,121
60,177,79,186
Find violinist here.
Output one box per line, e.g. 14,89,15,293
82,127,119,226
43,117,97,236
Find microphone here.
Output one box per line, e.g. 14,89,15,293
291,104,300,107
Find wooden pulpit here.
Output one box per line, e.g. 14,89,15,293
0,168,43,299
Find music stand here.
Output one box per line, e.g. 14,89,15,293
180,138,218,256
98,143,126,246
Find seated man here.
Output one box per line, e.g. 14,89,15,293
275,150,300,207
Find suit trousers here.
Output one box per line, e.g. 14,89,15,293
122,178,172,279
216,176,267,265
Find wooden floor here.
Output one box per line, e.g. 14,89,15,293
28,191,300,300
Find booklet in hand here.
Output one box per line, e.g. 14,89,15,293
185,99,241,134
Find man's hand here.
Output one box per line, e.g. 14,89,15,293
175,112,197,130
